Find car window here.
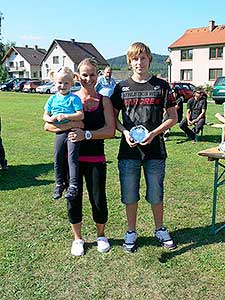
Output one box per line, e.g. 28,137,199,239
215,77,225,86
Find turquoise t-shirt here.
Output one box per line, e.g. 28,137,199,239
44,92,83,124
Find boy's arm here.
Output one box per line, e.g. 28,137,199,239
113,108,137,147
140,106,178,146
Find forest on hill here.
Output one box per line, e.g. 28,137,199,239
107,53,168,77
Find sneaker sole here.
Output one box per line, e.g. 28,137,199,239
155,237,177,250
97,246,110,253
123,243,137,253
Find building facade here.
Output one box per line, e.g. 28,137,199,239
168,20,225,86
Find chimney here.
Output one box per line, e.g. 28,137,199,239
71,38,75,43
34,45,38,50
209,20,215,32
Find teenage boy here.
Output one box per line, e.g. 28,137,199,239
111,42,178,252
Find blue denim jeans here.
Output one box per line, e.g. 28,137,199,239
118,159,165,205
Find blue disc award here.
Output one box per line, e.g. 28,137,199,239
130,125,149,143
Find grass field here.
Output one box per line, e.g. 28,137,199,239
0,92,225,300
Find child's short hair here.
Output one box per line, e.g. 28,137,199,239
48,66,76,81
127,42,152,66
77,58,98,73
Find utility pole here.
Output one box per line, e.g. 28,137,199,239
0,11,4,40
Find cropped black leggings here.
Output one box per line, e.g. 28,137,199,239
67,161,108,224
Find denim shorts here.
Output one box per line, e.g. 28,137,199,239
118,159,165,205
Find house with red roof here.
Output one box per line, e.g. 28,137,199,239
168,20,225,86
41,39,108,80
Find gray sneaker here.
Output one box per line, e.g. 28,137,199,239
154,227,176,250
123,231,138,252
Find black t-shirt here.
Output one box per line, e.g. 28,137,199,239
187,97,207,120
111,76,176,160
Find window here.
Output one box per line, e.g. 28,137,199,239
53,56,59,64
9,62,14,67
33,72,37,78
62,56,66,66
209,68,223,81
209,47,223,59
181,49,193,61
180,69,193,81
20,61,24,67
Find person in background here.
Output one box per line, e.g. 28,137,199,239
0,117,7,170
43,67,84,201
179,87,207,142
95,66,116,97
44,58,115,256
111,42,178,252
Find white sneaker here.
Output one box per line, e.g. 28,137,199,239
97,237,110,253
154,227,176,250
123,231,138,252
71,239,84,256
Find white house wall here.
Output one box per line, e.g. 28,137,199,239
169,46,225,86
2,51,31,78
41,45,75,80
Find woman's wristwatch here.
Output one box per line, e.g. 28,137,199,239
85,130,92,140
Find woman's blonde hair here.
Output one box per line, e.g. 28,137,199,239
77,58,98,74
48,66,77,81
127,42,152,66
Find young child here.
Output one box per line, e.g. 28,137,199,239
43,67,84,201
111,42,178,252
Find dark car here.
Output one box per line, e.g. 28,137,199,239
0,78,19,91
171,82,196,102
13,80,28,92
212,76,225,104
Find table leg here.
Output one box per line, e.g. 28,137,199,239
212,159,225,234
212,160,218,234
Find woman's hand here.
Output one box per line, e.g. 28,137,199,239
68,128,85,142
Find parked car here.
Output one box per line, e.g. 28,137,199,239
50,81,81,94
171,82,196,102
0,78,20,91
13,80,28,92
36,82,54,94
23,80,43,93
50,84,57,94
212,76,225,105
71,81,81,92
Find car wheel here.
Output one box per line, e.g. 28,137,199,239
215,100,222,105
46,89,50,94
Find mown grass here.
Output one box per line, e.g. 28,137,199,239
0,92,225,300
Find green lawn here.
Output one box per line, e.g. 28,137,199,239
0,92,225,300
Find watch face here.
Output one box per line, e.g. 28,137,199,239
130,125,149,143
85,130,92,140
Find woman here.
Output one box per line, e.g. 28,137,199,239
45,58,115,256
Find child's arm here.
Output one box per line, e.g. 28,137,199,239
55,110,84,122
43,111,57,123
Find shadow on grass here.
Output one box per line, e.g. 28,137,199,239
0,163,54,191
158,224,225,263
169,132,221,144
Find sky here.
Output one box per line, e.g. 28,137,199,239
1,0,225,59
